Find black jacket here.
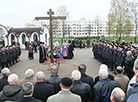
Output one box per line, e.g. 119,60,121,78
80,73,94,88
0,85,23,102
45,75,61,94
71,80,92,102
0,76,9,92
33,82,54,102
14,96,42,102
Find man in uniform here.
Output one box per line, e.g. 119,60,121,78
1,47,6,69
5,46,11,68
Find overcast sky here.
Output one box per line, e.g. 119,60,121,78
0,0,111,27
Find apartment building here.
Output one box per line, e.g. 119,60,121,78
26,19,108,37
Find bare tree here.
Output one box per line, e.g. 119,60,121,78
129,0,138,42
56,5,69,43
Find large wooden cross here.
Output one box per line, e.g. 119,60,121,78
35,9,66,63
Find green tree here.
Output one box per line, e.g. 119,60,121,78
107,0,133,40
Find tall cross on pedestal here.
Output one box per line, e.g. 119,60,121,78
35,9,66,63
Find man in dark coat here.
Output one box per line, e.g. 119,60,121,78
5,46,11,68
72,39,76,48
75,39,79,48
1,46,6,68
124,51,135,79
0,74,23,102
79,39,82,49
45,65,61,94
0,68,10,92
15,82,42,102
67,40,74,59
78,64,95,101
39,42,46,63
33,71,54,102
71,70,93,102
86,39,90,48
78,64,94,89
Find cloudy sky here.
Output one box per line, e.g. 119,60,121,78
0,0,111,27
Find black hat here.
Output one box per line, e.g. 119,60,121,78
132,45,136,49
40,42,44,44
61,77,72,87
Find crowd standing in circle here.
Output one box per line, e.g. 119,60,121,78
1,39,138,102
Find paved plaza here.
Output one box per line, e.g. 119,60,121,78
5,47,101,80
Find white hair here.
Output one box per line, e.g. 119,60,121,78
111,87,125,102
100,64,108,70
8,74,18,84
36,71,45,80
25,69,34,78
99,69,108,80
127,51,132,55
71,70,81,80
133,59,138,71
1,67,10,76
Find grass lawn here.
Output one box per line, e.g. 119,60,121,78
53,37,136,46
104,37,136,42
0,44,2,47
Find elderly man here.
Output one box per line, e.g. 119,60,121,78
0,74,23,101
33,71,54,102
127,73,138,99
0,67,10,92
45,65,61,94
110,87,125,102
115,66,129,93
127,59,138,93
47,77,82,102
94,69,119,102
15,82,42,102
94,64,114,84
71,70,92,102
124,51,135,79
18,69,36,86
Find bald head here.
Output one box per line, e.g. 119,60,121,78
110,87,125,102
78,64,86,73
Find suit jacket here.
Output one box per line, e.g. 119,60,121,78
18,77,36,86
47,91,82,102
33,82,54,102
0,76,9,92
45,75,61,94
14,96,42,102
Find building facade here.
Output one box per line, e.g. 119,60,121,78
26,19,108,37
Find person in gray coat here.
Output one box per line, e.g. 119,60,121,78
47,77,81,102
0,74,23,102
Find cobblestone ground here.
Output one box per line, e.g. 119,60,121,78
3,47,101,80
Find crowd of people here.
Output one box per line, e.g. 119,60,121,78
92,39,138,79
1,59,138,102
1,38,138,102
27,40,75,63
72,38,91,49
0,43,21,70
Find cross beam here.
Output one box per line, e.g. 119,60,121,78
35,9,66,63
